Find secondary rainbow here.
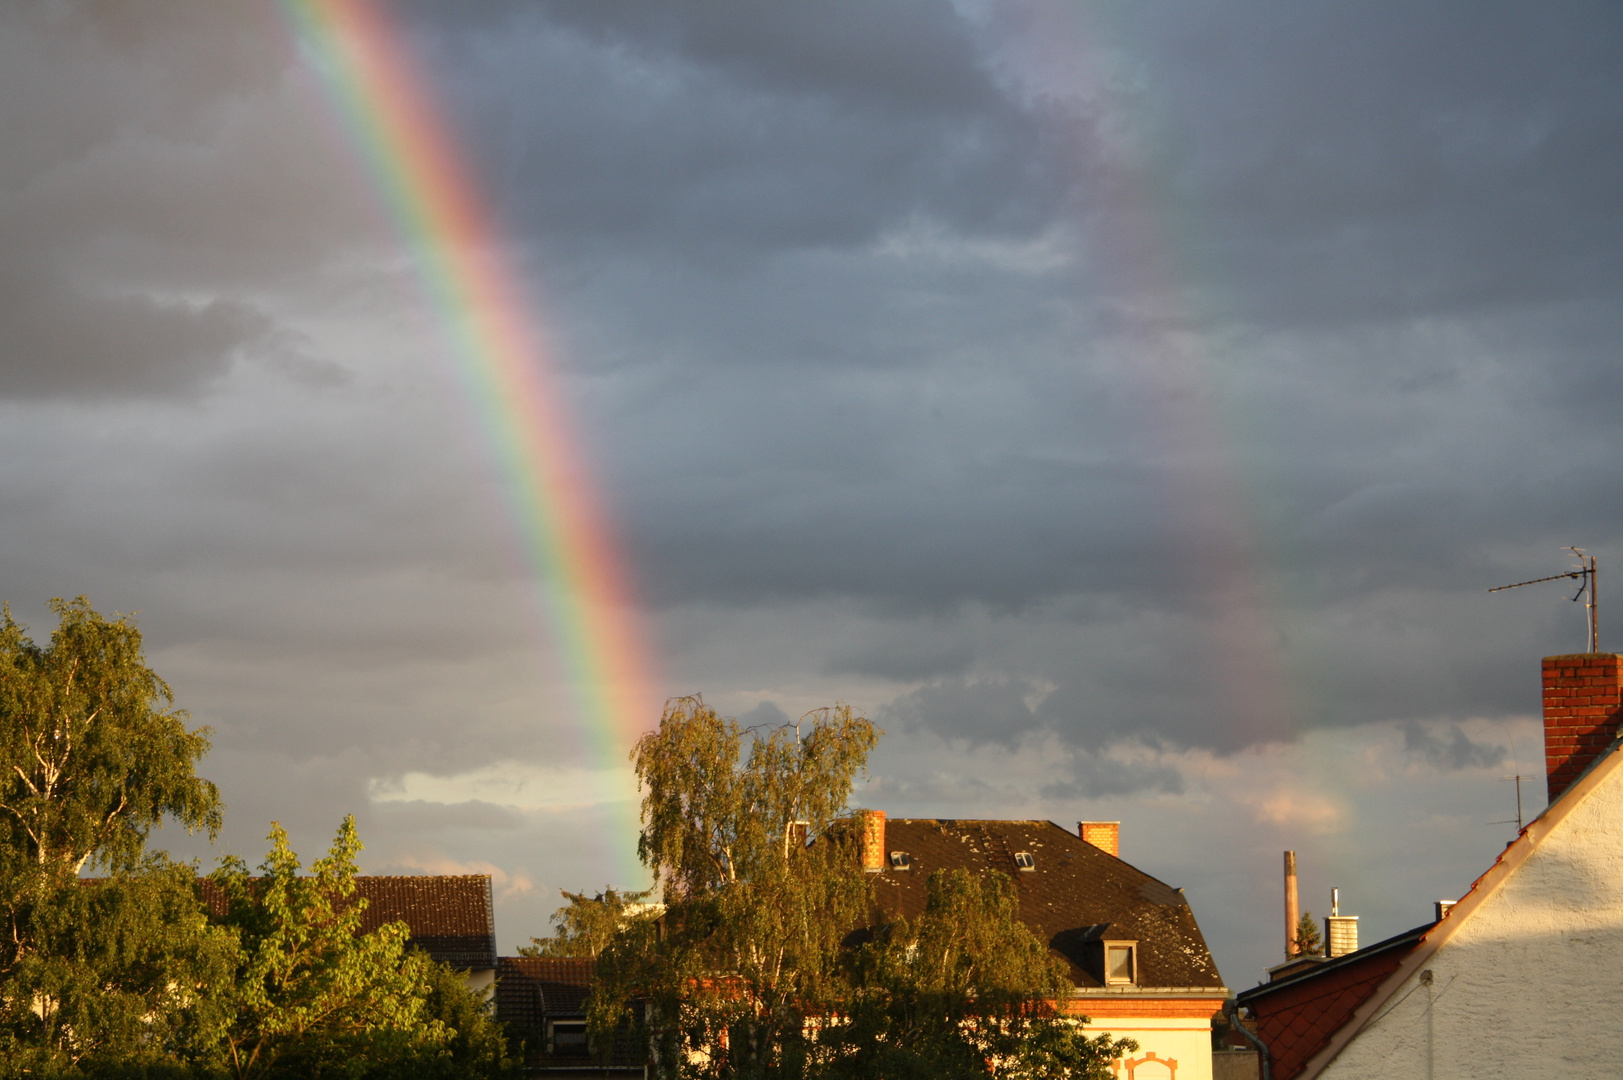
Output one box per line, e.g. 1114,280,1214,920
277,0,654,884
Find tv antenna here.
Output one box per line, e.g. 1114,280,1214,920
1489,774,1535,832
1488,547,1598,653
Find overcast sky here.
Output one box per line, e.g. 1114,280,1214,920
3,0,1621,989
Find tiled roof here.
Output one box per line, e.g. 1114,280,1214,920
495,956,597,1028
1235,923,1432,1080
496,957,643,1068
199,875,497,970
868,819,1224,990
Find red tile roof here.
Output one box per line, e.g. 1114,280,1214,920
1235,923,1431,1079
199,875,497,970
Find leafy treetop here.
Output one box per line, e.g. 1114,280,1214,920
0,597,220,876
633,696,877,899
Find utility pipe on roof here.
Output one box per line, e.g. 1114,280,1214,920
1225,999,1271,1080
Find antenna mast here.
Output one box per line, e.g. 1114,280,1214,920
1488,547,1598,653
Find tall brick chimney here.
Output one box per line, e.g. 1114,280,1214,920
859,809,886,872
1543,653,1623,802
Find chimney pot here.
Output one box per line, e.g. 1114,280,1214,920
1078,821,1120,857
859,810,886,873
1542,654,1623,802
1325,914,1359,958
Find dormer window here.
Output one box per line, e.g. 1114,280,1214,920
889,851,912,870
548,1019,588,1054
1105,943,1136,985
1014,851,1035,871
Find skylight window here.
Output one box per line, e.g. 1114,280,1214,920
889,851,912,870
1014,851,1035,871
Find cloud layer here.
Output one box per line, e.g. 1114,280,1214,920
1,0,1618,982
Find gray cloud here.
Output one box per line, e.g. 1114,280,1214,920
0,271,268,398
1401,722,1508,772
4,0,1622,986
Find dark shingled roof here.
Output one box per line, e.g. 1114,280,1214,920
496,956,596,1028
496,957,643,1069
199,875,497,970
869,819,1224,990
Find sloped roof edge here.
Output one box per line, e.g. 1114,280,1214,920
1297,734,1623,1080
1235,921,1433,1007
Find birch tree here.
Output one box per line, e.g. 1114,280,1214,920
593,696,878,1079
0,597,220,879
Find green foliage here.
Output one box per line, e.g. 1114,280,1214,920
0,856,236,1074
1292,912,1322,958
823,869,1133,1080
0,597,220,878
365,959,516,1080
0,598,229,1075
208,817,453,1078
633,697,878,898
521,887,655,958
0,599,512,1078
589,696,1133,1079
591,697,877,1079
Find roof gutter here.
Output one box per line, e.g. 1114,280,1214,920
1224,999,1270,1080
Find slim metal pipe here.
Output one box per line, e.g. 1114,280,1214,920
1225,999,1272,1080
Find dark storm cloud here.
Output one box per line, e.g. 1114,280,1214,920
5,0,1623,775
1129,0,1623,326
409,1,1080,258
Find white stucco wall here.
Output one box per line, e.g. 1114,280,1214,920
1319,757,1623,1079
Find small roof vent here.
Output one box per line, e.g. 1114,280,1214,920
1014,851,1035,871
888,851,912,870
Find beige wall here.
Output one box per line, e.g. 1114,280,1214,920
1076,1005,1220,1080
1320,758,1623,1079
465,966,495,997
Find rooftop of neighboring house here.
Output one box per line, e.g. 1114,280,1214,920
495,956,596,1026
1234,921,1435,1078
198,874,497,971
496,956,644,1070
1233,653,1623,1080
864,817,1226,991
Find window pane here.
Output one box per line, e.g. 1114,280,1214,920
1106,945,1133,982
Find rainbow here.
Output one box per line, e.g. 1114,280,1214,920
276,0,655,886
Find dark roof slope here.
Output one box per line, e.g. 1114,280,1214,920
496,957,644,1069
870,819,1224,990
1235,923,1432,1080
200,875,497,970
496,956,596,1027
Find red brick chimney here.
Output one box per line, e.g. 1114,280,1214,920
1543,653,1623,802
859,810,886,872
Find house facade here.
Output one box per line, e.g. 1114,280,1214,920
863,815,1228,1080
1237,652,1623,1079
